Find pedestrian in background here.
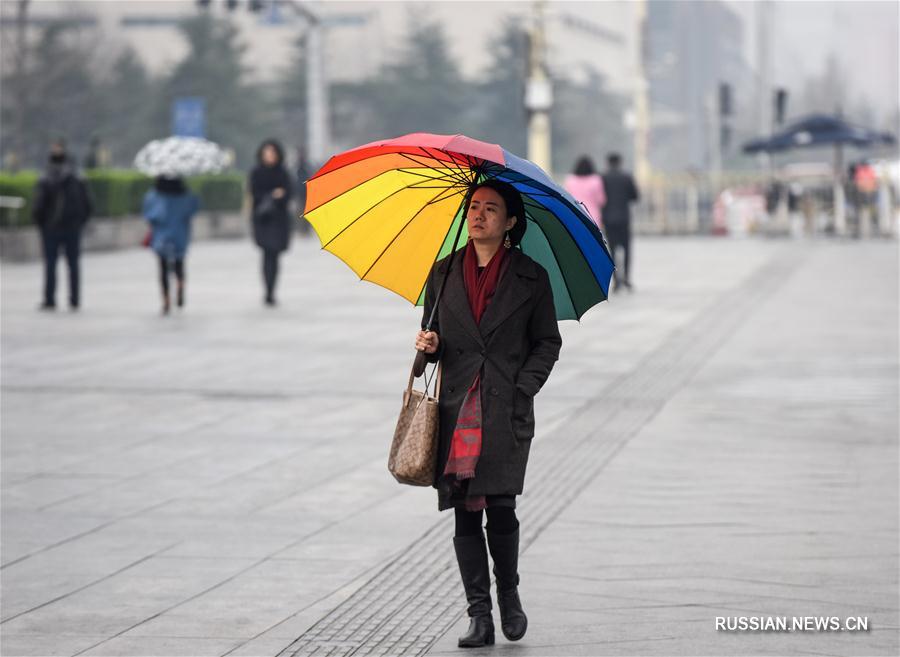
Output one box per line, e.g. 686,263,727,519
32,139,92,311
249,139,293,306
415,180,561,648
563,155,606,229
601,153,639,292
142,176,199,315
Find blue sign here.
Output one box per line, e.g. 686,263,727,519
172,97,206,138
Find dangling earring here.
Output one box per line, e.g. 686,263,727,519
504,231,512,249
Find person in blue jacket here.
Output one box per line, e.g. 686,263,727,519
142,176,200,315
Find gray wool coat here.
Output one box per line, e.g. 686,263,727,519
422,247,562,496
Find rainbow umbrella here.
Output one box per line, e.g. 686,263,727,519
304,133,614,321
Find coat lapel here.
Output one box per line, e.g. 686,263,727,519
478,250,535,339
439,250,484,347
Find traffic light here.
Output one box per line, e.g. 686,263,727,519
249,0,265,11
774,88,788,125
196,0,211,7
225,0,239,11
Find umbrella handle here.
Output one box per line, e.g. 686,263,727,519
412,349,427,378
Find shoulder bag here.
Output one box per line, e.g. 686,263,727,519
388,358,441,486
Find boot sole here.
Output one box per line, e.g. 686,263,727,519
458,634,495,648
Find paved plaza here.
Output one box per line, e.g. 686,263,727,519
1,234,898,657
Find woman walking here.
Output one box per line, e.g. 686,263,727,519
564,155,606,229
249,139,293,306
415,180,562,648
142,176,199,315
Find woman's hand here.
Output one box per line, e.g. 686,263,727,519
272,187,286,199
415,330,440,354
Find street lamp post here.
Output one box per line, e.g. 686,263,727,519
274,1,329,166
525,1,552,173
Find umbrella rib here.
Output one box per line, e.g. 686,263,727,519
522,198,592,314
398,149,475,189
320,184,436,250
424,186,468,207
309,145,468,183
414,194,469,305
501,174,608,248
397,166,471,183
359,187,454,281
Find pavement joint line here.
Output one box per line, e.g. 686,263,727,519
65,489,408,657
0,496,178,570
5,433,387,565
0,542,181,625
218,560,390,657
268,245,805,656
5,403,248,489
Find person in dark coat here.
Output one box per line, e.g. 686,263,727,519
600,153,639,292
142,176,200,315
415,180,562,648
32,140,92,311
249,139,293,306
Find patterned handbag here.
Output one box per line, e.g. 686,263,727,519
388,359,441,486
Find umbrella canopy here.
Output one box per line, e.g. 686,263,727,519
743,114,896,154
304,133,615,321
134,137,229,177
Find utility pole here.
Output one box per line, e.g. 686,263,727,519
13,0,30,169
525,1,552,173
755,0,773,171
278,1,328,166
632,0,650,187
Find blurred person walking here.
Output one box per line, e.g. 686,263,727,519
563,156,606,228
415,180,562,648
249,139,293,306
142,176,199,315
32,140,92,311
601,153,639,292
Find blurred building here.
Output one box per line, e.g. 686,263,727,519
2,1,635,90
644,0,753,172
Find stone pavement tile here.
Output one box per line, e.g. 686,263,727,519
220,636,295,656
0,510,116,567
79,636,242,656
0,547,200,623
0,634,111,657
3,238,892,656
429,242,897,656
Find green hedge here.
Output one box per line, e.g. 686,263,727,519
0,170,39,227
0,169,245,228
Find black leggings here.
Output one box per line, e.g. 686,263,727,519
159,256,184,297
454,507,519,537
262,249,279,299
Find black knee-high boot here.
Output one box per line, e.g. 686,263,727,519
487,527,527,641
453,534,495,648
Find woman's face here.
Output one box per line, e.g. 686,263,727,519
261,145,279,166
466,187,517,244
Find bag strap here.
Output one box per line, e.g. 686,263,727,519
407,356,442,401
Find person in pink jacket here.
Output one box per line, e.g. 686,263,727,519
563,156,606,229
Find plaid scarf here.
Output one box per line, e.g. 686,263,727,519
443,241,510,511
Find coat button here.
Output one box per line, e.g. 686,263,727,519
449,386,455,393
457,348,463,355
480,349,486,357
490,387,498,396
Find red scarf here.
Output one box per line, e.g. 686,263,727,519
443,241,510,511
